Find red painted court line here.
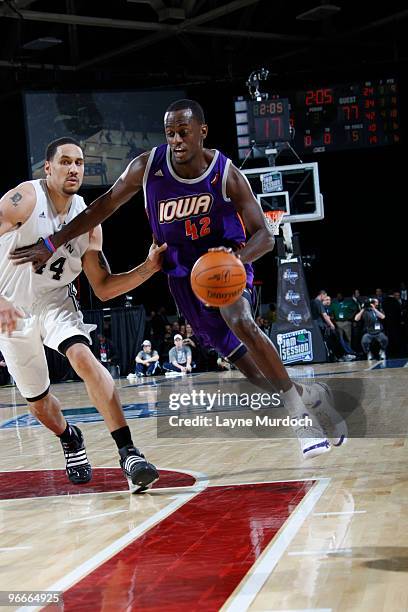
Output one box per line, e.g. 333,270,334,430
0,468,195,500
59,481,313,612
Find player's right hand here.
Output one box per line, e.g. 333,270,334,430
8,238,52,271
0,297,25,335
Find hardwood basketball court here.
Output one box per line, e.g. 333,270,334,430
0,359,407,611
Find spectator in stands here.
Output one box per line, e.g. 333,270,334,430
133,340,160,377
171,321,180,334
399,282,407,302
163,334,195,375
160,327,174,363
265,303,277,325
183,322,203,369
375,288,384,306
331,292,359,345
311,290,335,335
351,289,364,310
324,296,356,358
255,316,270,335
183,323,196,349
355,298,388,360
313,292,355,362
95,333,119,374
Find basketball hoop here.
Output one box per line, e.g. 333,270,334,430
264,210,285,235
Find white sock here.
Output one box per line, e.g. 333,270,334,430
281,385,308,419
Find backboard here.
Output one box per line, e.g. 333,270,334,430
242,162,324,224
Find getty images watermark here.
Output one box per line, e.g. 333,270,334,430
166,389,312,430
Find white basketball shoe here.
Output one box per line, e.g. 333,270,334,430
301,382,348,447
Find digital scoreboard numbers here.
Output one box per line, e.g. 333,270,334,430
250,100,291,144
294,78,400,152
235,98,290,159
234,77,400,158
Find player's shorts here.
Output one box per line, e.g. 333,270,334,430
168,274,254,362
0,295,96,400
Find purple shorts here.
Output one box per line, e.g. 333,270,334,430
168,270,253,361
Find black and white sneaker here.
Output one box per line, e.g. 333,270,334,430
119,445,159,493
60,425,92,484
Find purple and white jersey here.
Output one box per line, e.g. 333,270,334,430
143,144,253,284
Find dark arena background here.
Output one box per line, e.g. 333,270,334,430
1,3,408,612
0,2,406,309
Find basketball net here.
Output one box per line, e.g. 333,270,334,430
264,210,285,235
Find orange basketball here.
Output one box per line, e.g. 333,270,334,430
190,251,247,307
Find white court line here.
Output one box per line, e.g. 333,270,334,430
0,546,32,551
313,510,366,516
288,548,352,556
17,470,209,612
263,609,332,612
143,439,304,448
63,509,129,524
224,478,330,612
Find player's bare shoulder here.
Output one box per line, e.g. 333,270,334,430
119,151,151,187
0,181,36,236
225,162,253,202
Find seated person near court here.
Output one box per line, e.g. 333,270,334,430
95,333,119,370
163,334,195,373
135,340,160,376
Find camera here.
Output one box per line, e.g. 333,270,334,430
364,298,375,309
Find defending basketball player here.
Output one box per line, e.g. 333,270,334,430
0,137,165,492
10,103,346,458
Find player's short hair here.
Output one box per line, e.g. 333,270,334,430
165,99,205,124
46,137,83,161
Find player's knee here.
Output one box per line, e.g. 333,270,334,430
66,343,94,375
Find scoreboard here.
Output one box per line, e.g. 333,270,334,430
235,77,400,159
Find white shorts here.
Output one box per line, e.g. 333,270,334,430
0,296,96,400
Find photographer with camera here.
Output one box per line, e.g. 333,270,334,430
354,298,388,360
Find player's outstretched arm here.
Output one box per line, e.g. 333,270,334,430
82,226,167,302
226,164,275,263
9,153,150,270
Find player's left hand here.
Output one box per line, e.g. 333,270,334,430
9,238,52,271
147,242,167,271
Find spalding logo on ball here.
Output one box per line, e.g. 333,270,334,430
190,251,247,307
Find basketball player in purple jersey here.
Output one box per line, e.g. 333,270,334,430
11,100,346,458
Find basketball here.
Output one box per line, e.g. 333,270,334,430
190,251,247,307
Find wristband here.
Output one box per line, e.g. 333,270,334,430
43,236,57,254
